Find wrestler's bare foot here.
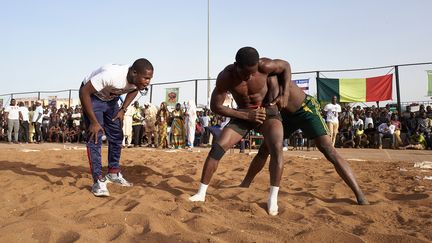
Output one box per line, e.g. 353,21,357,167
239,180,251,188
357,197,369,205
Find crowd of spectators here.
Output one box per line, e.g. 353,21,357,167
1,97,431,151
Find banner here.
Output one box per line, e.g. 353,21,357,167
165,88,179,106
427,70,432,96
0,98,3,108
317,74,393,102
293,79,309,94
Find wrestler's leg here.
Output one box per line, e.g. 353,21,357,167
315,134,369,205
239,141,270,188
260,118,284,215
189,128,243,202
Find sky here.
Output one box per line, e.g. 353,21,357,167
1,0,431,106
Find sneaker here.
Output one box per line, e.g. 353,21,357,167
105,172,133,187
91,178,110,197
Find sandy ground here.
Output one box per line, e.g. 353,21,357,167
0,143,431,242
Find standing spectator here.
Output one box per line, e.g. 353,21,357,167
18,102,30,143
131,101,143,147
72,106,82,128
199,110,210,145
184,100,197,149
323,96,341,146
171,103,185,149
32,100,44,143
143,102,158,147
4,99,21,143
156,102,169,148
41,109,51,142
377,119,395,149
122,103,134,148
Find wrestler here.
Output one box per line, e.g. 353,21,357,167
240,76,369,205
189,47,292,215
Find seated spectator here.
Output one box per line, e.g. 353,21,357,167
417,112,432,149
377,119,395,149
48,124,61,142
364,123,377,148
390,114,403,149
401,131,427,150
354,124,368,148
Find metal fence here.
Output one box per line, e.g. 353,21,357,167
1,61,431,112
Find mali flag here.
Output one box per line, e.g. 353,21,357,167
317,74,393,102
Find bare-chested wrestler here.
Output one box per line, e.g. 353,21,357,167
189,47,291,215
240,76,369,205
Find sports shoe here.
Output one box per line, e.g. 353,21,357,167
91,178,110,197
105,172,133,187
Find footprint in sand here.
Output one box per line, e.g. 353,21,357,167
384,193,429,201
55,230,80,243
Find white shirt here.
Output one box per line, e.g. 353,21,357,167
378,123,395,135
82,64,137,101
353,119,364,130
19,106,29,121
33,105,44,123
364,117,374,128
72,113,81,126
5,105,20,120
323,103,341,124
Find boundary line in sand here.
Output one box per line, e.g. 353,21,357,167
383,149,392,160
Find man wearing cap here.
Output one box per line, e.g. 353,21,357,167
79,59,154,197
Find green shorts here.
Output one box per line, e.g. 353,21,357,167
281,95,330,139
226,105,282,137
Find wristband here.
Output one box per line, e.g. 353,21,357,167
120,107,127,112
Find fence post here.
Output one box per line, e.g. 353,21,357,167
149,84,153,103
68,89,72,107
195,79,198,106
37,92,40,100
395,65,401,114
11,93,14,100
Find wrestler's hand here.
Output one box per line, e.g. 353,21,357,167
88,121,104,144
270,94,288,110
247,107,266,124
112,109,125,122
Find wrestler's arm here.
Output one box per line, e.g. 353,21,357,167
210,73,266,123
260,58,291,108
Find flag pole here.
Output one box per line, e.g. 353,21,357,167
395,65,401,114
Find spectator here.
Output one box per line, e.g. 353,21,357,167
323,95,341,146
364,123,377,148
42,109,51,142
416,112,431,149
390,113,403,149
377,119,395,149
4,99,21,143
18,102,30,143
401,131,427,150
171,103,185,149
354,124,368,148
364,111,374,129
406,112,417,136
122,103,134,148
184,100,197,149
32,100,43,143
131,101,143,147
156,102,169,149
143,103,158,147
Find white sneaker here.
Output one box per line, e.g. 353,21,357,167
91,178,110,197
105,172,133,187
